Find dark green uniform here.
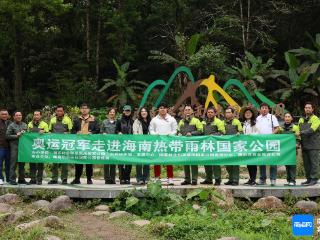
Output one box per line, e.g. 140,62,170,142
49,116,72,182
223,118,243,184
279,123,299,183
6,122,27,182
202,117,225,183
28,121,49,183
298,115,320,182
178,117,203,183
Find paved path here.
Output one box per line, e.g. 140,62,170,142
1,178,319,198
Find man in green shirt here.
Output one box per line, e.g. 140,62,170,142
27,110,49,185
178,105,203,185
298,102,320,186
200,107,225,185
223,107,243,186
48,105,73,185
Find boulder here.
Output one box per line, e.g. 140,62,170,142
7,211,25,224
109,211,131,219
133,220,150,227
192,204,201,211
294,200,318,213
94,205,111,212
252,196,285,210
16,219,42,231
48,195,72,212
32,200,50,210
211,188,234,207
46,236,61,240
91,211,110,216
44,216,63,229
0,193,20,204
0,203,13,214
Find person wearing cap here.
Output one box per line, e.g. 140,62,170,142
298,102,320,186
116,105,134,184
0,108,11,185
200,106,225,186
223,106,243,186
70,103,100,185
149,102,177,185
279,112,300,186
240,106,259,186
178,104,203,185
27,110,49,185
255,103,279,186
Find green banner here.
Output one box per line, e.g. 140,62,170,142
18,133,296,165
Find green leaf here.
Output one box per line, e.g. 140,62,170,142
125,196,139,209
186,33,201,56
186,189,203,200
285,52,299,69
199,190,210,200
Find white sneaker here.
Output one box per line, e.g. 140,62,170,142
0,179,3,185
168,178,174,185
270,180,276,186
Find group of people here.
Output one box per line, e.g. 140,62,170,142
0,101,319,187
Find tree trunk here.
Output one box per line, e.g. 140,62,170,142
86,0,90,62
95,0,101,81
13,26,23,108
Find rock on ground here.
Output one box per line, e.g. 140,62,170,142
48,195,72,213
32,200,50,210
0,203,14,214
94,205,111,212
252,196,285,210
132,220,150,227
0,193,20,204
109,211,131,219
294,200,318,213
91,211,110,216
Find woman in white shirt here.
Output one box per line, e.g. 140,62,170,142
240,106,259,185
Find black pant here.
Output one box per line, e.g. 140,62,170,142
247,165,257,181
118,165,132,181
74,164,93,180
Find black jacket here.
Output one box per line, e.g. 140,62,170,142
115,115,134,134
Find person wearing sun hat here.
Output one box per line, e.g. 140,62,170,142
116,104,134,184
240,105,260,186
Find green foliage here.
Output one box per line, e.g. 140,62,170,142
225,51,274,94
111,181,184,219
99,59,148,108
151,209,297,240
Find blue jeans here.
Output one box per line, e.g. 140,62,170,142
0,148,10,181
259,165,277,181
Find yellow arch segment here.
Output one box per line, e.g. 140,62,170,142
200,75,241,112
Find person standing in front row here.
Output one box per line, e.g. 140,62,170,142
223,107,243,186
200,107,225,186
178,105,203,185
149,102,177,185
71,103,100,185
6,111,27,185
0,109,11,185
101,107,117,184
255,103,279,186
48,105,73,185
27,110,49,185
298,102,320,186
133,107,151,185
279,112,299,186
240,106,259,186
116,105,134,184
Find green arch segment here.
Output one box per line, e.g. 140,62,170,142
223,79,260,108
139,66,195,109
